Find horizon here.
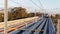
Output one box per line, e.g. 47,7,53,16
0,0,60,14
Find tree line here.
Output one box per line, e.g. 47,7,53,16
0,7,35,22
51,14,60,25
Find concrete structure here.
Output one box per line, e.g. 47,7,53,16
57,19,60,34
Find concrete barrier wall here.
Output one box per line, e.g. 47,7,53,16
0,16,38,28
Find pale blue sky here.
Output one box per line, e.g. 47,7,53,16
0,0,60,14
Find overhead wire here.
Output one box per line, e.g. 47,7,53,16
38,0,46,13
9,0,44,10
29,0,41,8
9,0,20,5
10,0,41,9
0,0,44,9
38,0,44,9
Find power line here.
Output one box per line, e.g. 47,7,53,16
10,0,40,8
9,0,20,5
29,0,41,8
10,0,41,9
38,0,46,13
38,0,44,9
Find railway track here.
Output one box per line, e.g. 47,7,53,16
10,17,56,34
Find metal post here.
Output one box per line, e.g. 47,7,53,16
4,0,8,34
57,19,60,34
35,9,36,16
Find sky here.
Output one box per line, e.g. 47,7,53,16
0,0,60,14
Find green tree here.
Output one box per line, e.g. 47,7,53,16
0,13,4,22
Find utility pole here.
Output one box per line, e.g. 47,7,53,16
57,19,60,34
4,0,8,34
35,9,36,16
